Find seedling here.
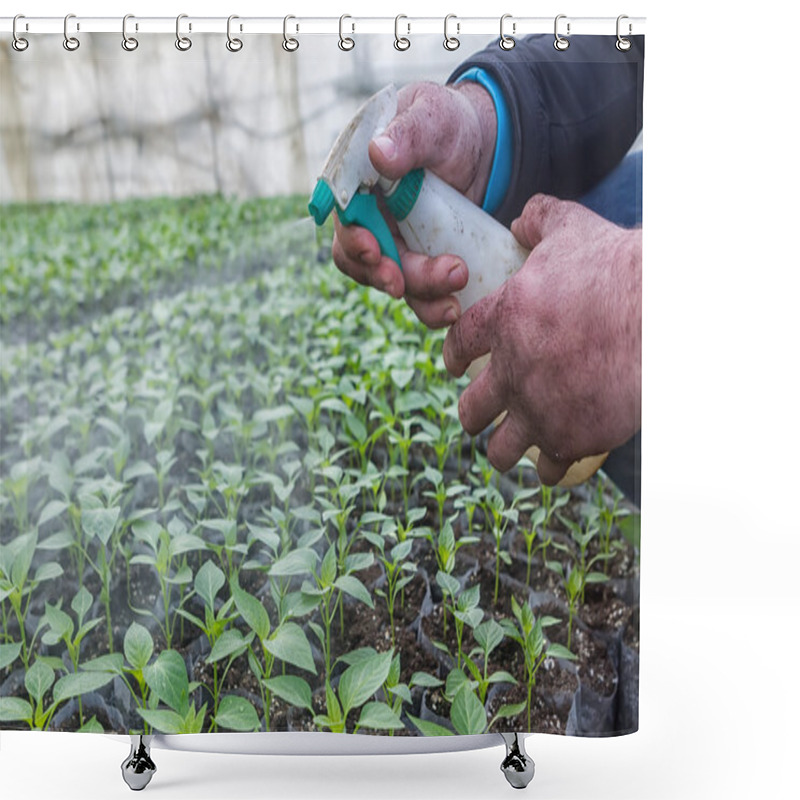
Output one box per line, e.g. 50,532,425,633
130,518,205,649
313,649,400,733
296,542,374,682
362,528,417,647
482,486,520,604
231,575,316,731
0,657,114,731
0,531,63,668
500,596,576,729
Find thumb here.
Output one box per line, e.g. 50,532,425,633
511,194,575,250
369,86,464,181
536,451,570,486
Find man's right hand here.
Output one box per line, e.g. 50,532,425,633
332,81,497,329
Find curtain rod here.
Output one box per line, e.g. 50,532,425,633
1,15,645,37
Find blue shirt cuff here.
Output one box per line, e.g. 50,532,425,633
454,67,513,216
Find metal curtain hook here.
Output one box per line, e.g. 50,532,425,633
499,14,515,50
12,14,29,51
176,14,192,50
227,15,243,52
122,14,139,51
63,13,80,51
338,15,354,51
394,15,410,51
444,14,460,51
554,14,570,51
616,14,632,51
283,15,299,52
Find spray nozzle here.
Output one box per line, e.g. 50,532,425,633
308,85,404,269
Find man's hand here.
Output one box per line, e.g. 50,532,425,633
332,81,497,328
443,195,642,485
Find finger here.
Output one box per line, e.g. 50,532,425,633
400,250,468,302
536,451,570,486
442,291,498,377
486,412,532,473
457,359,506,436
332,216,405,299
334,214,381,267
511,194,575,250
405,295,461,329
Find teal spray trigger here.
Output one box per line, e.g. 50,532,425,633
308,83,530,313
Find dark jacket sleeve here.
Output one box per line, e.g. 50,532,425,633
449,35,644,226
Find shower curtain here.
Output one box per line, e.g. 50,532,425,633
0,20,643,742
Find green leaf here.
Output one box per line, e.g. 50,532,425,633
53,671,114,704
409,671,444,689
320,545,337,586
206,629,252,665
407,713,453,736
81,506,120,547
34,562,63,584
194,559,225,611
338,650,393,716
71,586,93,626
357,701,405,731
490,701,527,727
264,622,316,673
37,530,75,551
42,603,73,645
80,653,124,674
231,582,271,641
77,715,104,733
137,708,185,734
132,520,162,552
473,619,504,656
0,697,33,723
333,575,374,608
450,687,487,735
268,547,318,577
143,650,190,715
214,695,260,732
444,668,473,701
124,622,154,671
25,660,55,705
0,642,22,671
263,675,313,713
487,670,518,685
545,643,578,661
435,571,460,598
37,500,69,528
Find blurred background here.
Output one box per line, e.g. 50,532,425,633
0,33,493,203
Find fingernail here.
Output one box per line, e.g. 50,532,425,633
448,262,466,290
444,304,459,325
372,135,396,161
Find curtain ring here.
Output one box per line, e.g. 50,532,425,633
338,15,355,51
444,14,460,51
554,14,570,51
12,15,29,52
283,15,299,52
499,14,515,50
63,13,80,51
616,15,632,51
122,14,139,51
226,15,243,52
175,14,192,51
394,15,410,51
